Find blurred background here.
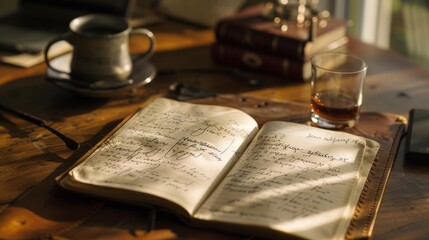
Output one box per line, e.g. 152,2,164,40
0,0,424,66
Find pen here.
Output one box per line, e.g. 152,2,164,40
0,103,79,150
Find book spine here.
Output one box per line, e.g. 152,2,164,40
215,21,307,61
211,43,307,81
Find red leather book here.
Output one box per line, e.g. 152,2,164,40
211,42,310,81
211,38,348,82
215,5,348,61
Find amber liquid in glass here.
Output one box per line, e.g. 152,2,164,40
311,91,359,121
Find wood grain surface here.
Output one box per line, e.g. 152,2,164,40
0,19,428,239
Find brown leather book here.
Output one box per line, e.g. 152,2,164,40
215,5,348,61
212,42,310,81
0,95,405,240
211,38,348,81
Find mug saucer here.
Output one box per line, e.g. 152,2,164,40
45,53,156,98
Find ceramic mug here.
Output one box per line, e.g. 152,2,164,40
44,14,156,84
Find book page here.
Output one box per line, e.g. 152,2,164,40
194,121,379,240
67,98,258,215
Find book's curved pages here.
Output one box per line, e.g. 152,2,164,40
194,121,379,240
61,98,259,217
59,97,379,240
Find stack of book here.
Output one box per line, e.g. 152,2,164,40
211,5,348,81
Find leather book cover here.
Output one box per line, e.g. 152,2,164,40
0,95,405,240
211,38,348,82
215,4,348,61
211,42,310,81
192,95,406,240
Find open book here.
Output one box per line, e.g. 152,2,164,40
58,97,379,240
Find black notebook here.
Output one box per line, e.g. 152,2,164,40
0,0,134,54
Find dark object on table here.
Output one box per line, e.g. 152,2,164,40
405,108,429,161
0,103,79,150
0,0,134,54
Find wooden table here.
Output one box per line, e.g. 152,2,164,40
1,19,429,239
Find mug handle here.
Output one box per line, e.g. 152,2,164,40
44,32,73,76
130,28,156,63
